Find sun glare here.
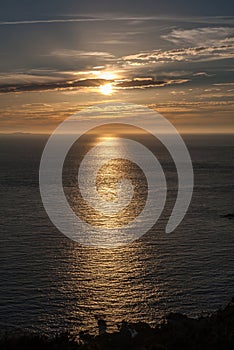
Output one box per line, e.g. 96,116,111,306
94,70,117,80
99,72,116,80
99,83,113,95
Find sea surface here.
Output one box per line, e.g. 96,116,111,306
0,133,233,335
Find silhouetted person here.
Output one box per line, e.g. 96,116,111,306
94,314,107,335
97,318,107,335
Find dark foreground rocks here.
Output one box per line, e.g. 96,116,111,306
1,299,234,350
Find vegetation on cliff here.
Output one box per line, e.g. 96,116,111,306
1,299,234,350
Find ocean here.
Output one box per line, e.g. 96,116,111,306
0,133,233,335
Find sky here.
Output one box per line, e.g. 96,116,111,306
0,0,234,133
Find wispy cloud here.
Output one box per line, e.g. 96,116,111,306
0,17,103,26
51,49,115,59
213,82,234,86
0,70,70,85
162,27,234,46
192,72,211,77
121,44,234,67
0,15,234,26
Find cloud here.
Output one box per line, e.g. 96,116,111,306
0,70,70,85
193,72,210,77
0,78,109,93
0,15,234,26
213,82,234,86
51,49,115,59
116,78,189,89
161,27,234,46
0,77,189,94
0,16,103,26
121,43,234,67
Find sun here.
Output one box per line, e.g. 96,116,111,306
99,83,113,95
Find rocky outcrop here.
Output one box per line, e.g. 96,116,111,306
1,299,234,350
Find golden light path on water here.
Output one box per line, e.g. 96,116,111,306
67,136,148,243
58,136,164,333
